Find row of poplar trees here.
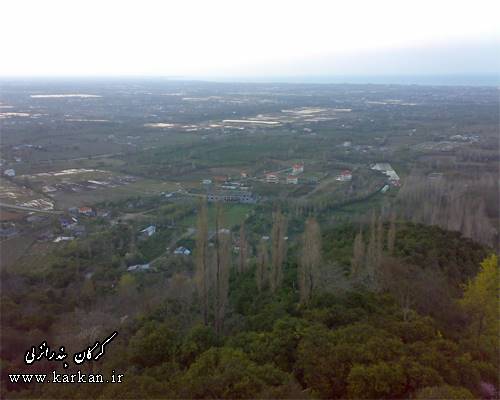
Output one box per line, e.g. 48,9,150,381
351,211,397,288
194,201,231,337
194,201,323,336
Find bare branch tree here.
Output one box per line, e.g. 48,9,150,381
213,203,231,337
256,239,269,292
194,199,209,325
299,217,322,303
270,208,288,293
238,221,248,273
351,229,365,281
387,212,397,255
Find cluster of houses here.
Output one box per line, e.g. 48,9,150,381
127,224,193,272
265,162,304,185
202,174,257,204
55,212,89,242
1,205,98,244
204,176,251,191
51,206,108,244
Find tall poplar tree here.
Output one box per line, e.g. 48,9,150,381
299,217,322,303
351,229,365,280
270,208,287,293
387,212,397,255
194,199,209,325
366,211,377,285
238,221,248,273
213,203,231,337
256,239,269,292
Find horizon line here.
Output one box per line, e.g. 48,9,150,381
0,74,498,87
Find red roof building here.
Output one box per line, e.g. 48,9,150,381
292,163,304,175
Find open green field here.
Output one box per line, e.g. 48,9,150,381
178,203,254,229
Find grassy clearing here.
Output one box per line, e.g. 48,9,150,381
179,203,254,229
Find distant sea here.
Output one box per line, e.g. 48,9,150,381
199,75,500,87
1,75,498,87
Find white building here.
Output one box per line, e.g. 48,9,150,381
127,263,150,272
174,246,191,255
3,169,15,177
140,225,156,237
53,236,75,243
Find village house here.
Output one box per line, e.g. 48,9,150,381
140,225,156,238
174,246,191,255
291,163,304,175
53,236,75,243
336,170,352,182
286,175,299,185
3,169,15,177
78,206,95,217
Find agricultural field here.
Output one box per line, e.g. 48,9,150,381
1,80,497,245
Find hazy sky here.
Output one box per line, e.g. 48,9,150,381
1,0,499,77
